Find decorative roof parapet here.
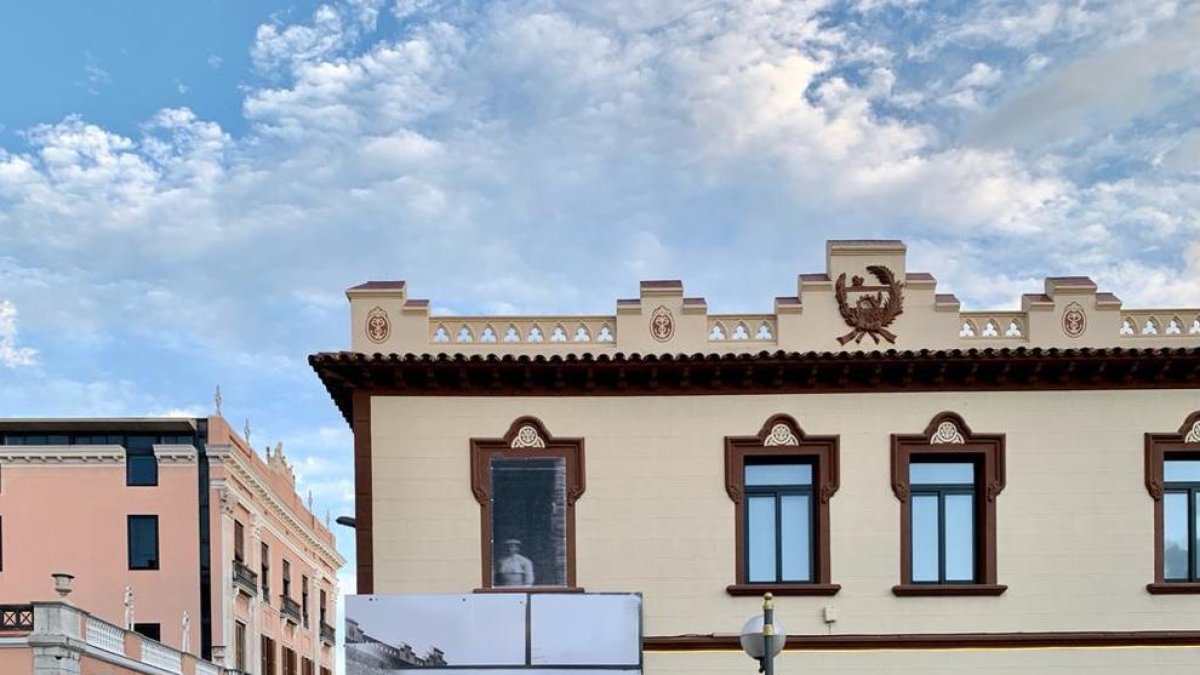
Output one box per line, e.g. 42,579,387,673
343,240,1200,356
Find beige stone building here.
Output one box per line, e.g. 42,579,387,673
312,240,1200,673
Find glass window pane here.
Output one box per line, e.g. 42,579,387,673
491,457,567,587
747,496,777,582
779,495,811,582
1164,491,1189,580
910,462,975,485
745,463,812,486
911,494,940,582
128,516,158,569
1165,461,1200,483
944,494,975,581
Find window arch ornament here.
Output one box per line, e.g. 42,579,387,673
891,411,1006,596
1144,411,1200,594
470,416,585,591
724,414,840,596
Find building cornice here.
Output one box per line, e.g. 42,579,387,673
208,445,345,569
0,445,124,464
310,347,1200,424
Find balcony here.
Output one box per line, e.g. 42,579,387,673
320,621,336,645
280,595,302,625
232,559,258,596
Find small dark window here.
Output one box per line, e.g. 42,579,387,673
262,542,271,602
283,647,297,675
235,621,247,672
302,575,310,627
319,588,327,625
283,559,292,598
133,623,161,641
302,657,314,675
128,515,159,570
234,520,245,562
262,635,276,675
126,436,158,486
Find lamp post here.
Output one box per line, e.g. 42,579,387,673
740,593,785,674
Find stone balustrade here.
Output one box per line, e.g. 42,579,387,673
85,615,125,654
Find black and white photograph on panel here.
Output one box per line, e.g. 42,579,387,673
491,456,568,587
345,593,643,674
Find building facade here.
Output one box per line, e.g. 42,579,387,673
313,240,1200,673
0,415,343,675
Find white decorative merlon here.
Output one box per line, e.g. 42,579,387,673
764,423,799,447
0,445,124,464
930,421,966,445
511,425,546,449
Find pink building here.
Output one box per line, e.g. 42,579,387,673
0,416,344,675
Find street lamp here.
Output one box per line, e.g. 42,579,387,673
740,593,785,674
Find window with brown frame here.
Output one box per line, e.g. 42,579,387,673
891,412,1006,596
234,520,244,562
470,416,585,591
724,414,840,596
234,621,247,672
261,635,276,675
282,646,297,675
1144,411,1200,594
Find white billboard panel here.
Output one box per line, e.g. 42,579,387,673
345,593,641,674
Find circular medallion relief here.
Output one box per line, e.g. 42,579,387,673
1062,302,1087,338
365,306,391,344
649,305,674,343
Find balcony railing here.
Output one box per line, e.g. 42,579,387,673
232,559,258,595
280,595,302,624
0,604,34,631
320,621,336,645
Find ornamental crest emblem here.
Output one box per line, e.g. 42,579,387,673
834,265,904,345
650,305,674,342
365,306,390,344
1062,301,1086,338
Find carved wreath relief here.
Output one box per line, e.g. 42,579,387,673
835,265,904,345
1062,301,1086,338
649,305,675,343
365,306,391,344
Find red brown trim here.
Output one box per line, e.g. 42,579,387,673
891,583,1007,597
1144,411,1200,592
643,630,1200,651
469,417,585,590
351,391,373,594
891,412,1005,594
724,414,839,595
310,348,1200,425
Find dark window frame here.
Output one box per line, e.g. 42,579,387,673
302,574,310,627
127,515,160,571
261,542,271,603
235,621,247,672
234,520,245,562
125,445,158,487
469,416,585,592
724,414,840,596
891,412,1006,596
1145,411,1200,594
261,635,276,675
133,623,161,641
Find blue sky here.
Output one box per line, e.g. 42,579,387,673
3,0,1200,604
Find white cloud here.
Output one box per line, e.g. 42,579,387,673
0,300,37,368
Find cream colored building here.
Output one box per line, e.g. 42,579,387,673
312,240,1200,673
